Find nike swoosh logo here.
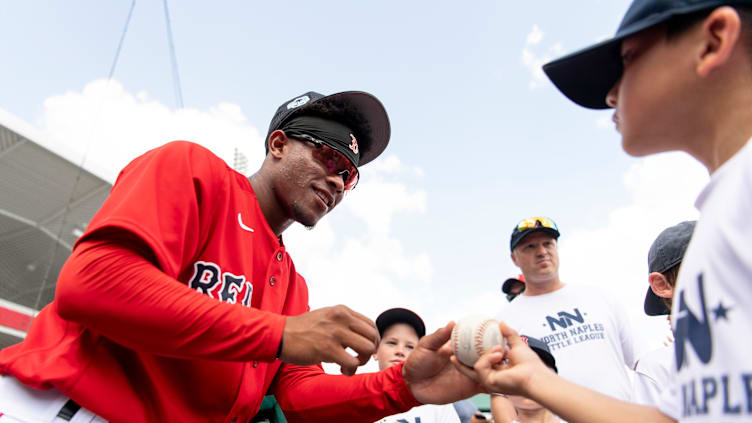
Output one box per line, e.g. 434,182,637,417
238,213,254,232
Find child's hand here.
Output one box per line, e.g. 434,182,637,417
451,321,551,396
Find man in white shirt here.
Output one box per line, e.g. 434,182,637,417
491,217,636,420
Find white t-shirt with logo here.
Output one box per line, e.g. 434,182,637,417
375,403,460,423
658,139,752,422
496,284,636,401
634,345,673,406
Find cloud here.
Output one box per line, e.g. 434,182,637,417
521,25,565,90
35,79,264,183
559,152,707,355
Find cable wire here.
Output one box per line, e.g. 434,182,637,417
31,0,137,315
163,0,184,109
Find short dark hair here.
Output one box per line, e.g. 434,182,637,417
665,6,752,54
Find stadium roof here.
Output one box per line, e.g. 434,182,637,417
0,123,110,347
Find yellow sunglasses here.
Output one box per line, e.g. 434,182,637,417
515,217,559,233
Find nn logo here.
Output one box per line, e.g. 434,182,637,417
546,308,585,331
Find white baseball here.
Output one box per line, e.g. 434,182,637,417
451,315,505,367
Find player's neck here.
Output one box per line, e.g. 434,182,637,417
248,172,293,236
523,279,564,296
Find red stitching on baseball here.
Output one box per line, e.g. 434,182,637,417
475,319,492,357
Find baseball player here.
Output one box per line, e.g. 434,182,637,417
454,1,752,423
0,91,481,422
373,308,461,423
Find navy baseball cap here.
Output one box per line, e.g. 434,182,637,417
510,217,560,251
644,220,696,315
543,0,752,109
376,308,426,339
520,335,557,373
266,91,391,166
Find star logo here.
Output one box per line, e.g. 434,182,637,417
712,302,730,321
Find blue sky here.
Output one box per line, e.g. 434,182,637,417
0,1,708,372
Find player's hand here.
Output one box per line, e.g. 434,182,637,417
403,321,484,404
451,321,550,397
279,305,379,375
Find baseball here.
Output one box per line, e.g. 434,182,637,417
451,315,505,367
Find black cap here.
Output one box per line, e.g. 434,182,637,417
644,220,696,315
266,91,391,166
510,217,560,251
543,0,752,109
501,274,526,295
376,308,426,339
520,335,557,373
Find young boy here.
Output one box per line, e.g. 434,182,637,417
374,308,460,423
501,335,560,423
454,1,752,422
634,221,695,406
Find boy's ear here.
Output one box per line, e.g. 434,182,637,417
510,252,518,266
696,6,742,77
648,272,674,299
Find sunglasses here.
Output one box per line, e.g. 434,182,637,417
295,134,359,191
515,216,559,233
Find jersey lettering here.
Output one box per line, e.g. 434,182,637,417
675,273,712,370
189,261,253,307
546,307,585,331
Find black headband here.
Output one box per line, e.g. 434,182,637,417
281,116,360,167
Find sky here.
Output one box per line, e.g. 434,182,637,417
0,1,708,373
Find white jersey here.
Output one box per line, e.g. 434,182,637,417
659,139,752,422
633,345,673,406
497,284,635,401
375,403,460,423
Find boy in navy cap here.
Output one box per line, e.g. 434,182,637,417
633,221,696,407
455,1,752,422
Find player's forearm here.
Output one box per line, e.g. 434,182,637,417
56,238,285,362
525,370,675,423
273,362,420,422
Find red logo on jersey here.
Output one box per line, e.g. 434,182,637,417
189,261,253,307
349,133,359,154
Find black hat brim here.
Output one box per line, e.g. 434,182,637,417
376,308,426,339
502,278,525,294
644,286,670,316
542,1,730,110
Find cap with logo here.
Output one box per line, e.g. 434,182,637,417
644,220,696,316
266,91,391,167
510,217,560,251
542,0,752,109
520,335,557,373
376,308,426,339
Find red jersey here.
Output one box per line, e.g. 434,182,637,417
0,141,419,422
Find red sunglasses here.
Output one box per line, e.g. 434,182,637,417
295,134,359,191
